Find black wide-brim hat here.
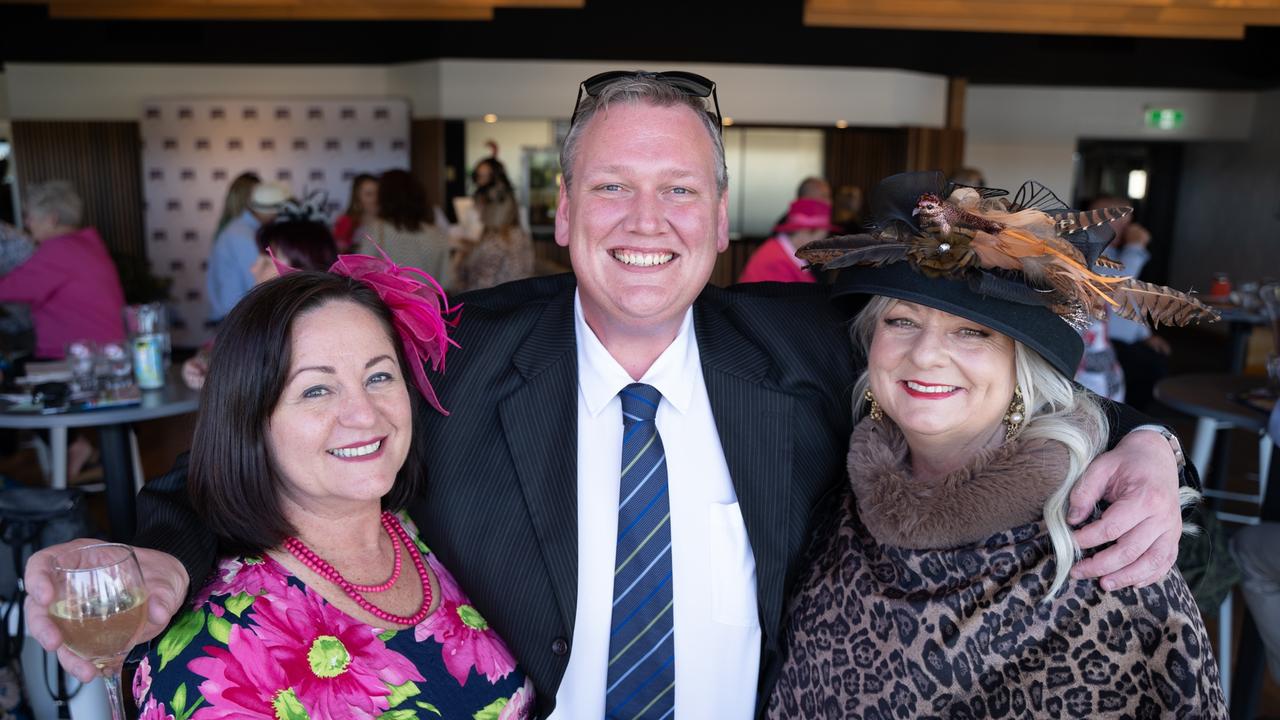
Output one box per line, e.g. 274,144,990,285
831,263,1084,378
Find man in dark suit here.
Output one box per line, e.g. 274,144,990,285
25,71,1188,719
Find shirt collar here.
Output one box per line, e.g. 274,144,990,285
574,290,698,419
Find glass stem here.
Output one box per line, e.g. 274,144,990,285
103,670,127,720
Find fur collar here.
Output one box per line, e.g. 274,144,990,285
848,418,1069,549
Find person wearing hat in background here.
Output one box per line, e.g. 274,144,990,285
768,172,1226,718
205,180,287,322
738,197,840,284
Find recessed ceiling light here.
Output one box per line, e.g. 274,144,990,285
483,114,498,124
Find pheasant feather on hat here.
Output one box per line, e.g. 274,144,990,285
799,171,1217,331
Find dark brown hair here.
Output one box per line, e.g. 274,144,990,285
376,169,430,232
188,271,427,556
255,219,339,272
342,173,378,220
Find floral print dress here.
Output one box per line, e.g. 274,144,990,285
133,517,533,720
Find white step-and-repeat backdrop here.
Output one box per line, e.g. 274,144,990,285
140,97,410,346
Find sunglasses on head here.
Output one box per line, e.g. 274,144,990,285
569,71,723,133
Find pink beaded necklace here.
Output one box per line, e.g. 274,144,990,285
284,511,434,625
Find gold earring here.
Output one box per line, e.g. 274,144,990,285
1004,386,1025,441
865,389,883,421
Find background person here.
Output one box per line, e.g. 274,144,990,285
333,173,378,253
182,199,339,390
206,181,285,323
452,180,534,292
356,169,450,290
738,197,839,284
212,171,260,240
0,179,125,360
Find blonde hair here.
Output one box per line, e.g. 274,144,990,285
216,172,260,236
849,295,1110,597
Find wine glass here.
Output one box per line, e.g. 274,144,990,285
49,544,148,720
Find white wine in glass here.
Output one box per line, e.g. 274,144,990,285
50,543,148,720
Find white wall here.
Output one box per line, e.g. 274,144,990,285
3,64,399,119
429,59,948,126
3,60,949,127
964,85,1256,196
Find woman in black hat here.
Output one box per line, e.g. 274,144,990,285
767,172,1227,718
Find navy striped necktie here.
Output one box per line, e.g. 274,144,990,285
605,383,676,720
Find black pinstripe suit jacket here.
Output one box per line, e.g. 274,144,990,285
135,273,857,718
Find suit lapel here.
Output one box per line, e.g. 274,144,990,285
694,293,794,653
498,288,581,631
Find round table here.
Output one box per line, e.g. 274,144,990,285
1155,373,1268,432
0,369,199,540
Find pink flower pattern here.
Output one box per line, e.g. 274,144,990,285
249,583,423,718
192,555,287,608
137,697,174,720
135,515,530,719
131,655,152,700
499,681,536,720
415,552,518,685
188,624,293,719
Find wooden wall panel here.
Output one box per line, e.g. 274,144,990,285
824,127,910,202
410,118,447,215
12,120,145,259
905,127,966,177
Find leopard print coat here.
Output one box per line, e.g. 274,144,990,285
767,419,1226,719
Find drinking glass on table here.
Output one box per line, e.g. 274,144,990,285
49,543,148,720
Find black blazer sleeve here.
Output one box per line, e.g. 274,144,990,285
1099,395,1200,493
132,452,219,598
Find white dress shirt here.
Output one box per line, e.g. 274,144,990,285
550,292,762,719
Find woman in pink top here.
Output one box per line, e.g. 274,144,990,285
738,198,840,284
0,180,126,359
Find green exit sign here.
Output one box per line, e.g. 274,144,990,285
1145,108,1185,130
